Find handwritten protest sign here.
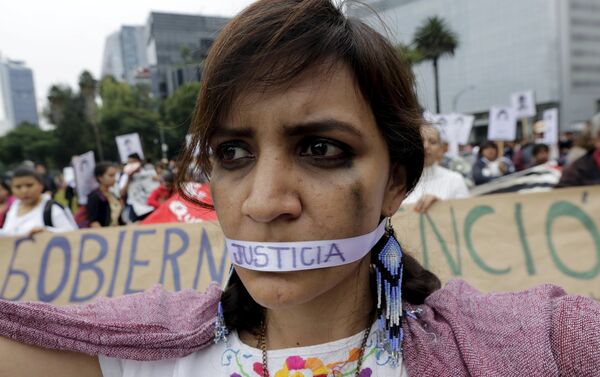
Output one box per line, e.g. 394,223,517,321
1,186,598,304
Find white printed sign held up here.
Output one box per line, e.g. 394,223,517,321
72,151,97,205
511,90,536,118
116,133,144,163
542,108,559,144
488,106,517,141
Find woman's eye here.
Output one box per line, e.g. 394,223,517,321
300,140,346,158
215,143,254,167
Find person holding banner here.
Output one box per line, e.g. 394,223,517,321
403,124,469,212
1,1,599,376
0,168,77,237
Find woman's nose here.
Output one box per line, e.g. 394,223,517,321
241,155,302,223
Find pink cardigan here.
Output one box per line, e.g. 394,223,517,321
1,279,599,376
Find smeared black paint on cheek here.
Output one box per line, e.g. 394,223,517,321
350,182,367,226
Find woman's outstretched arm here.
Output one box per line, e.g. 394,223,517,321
0,336,102,377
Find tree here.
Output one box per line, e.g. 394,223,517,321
48,84,96,167
79,71,104,160
413,16,459,113
98,77,161,162
395,43,423,67
161,82,200,156
0,123,59,167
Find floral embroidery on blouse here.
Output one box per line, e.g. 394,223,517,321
225,345,382,377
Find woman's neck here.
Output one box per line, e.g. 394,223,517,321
248,259,373,350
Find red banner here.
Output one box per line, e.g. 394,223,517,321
142,183,217,224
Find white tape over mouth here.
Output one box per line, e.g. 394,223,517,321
225,220,386,272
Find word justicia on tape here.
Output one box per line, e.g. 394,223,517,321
225,221,387,272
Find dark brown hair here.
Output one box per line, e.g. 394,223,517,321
176,0,440,335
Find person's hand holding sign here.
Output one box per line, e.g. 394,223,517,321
414,194,439,213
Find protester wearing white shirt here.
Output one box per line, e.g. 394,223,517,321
0,168,77,237
404,125,469,212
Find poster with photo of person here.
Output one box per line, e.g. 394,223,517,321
488,106,517,141
542,108,559,144
511,90,536,118
116,133,144,163
452,114,475,145
71,151,98,205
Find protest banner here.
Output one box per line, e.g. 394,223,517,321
142,183,217,224
1,186,598,304
116,133,144,163
488,106,517,141
72,151,97,205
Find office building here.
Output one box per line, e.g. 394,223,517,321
145,12,229,98
351,0,600,133
0,56,39,136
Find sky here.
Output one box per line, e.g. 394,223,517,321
0,0,255,111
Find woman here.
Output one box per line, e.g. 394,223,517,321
403,124,469,212
0,1,598,376
472,141,515,185
0,167,77,237
86,162,122,227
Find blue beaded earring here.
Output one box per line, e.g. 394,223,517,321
214,265,234,344
373,217,404,367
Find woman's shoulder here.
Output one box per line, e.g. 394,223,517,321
422,278,598,327
402,279,600,376
0,283,222,361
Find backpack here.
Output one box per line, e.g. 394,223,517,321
42,199,63,227
43,199,78,229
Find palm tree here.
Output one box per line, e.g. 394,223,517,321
413,16,459,113
395,43,423,67
79,71,104,160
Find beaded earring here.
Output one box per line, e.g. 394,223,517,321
214,265,234,344
373,217,404,367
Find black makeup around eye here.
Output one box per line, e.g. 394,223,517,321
297,137,355,169
214,140,255,170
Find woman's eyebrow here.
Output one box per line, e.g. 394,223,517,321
212,127,255,138
283,119,363,138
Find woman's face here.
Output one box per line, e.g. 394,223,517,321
209,64,406,310
98,167,117,188
423,125,443,167
11,176,43,205
482,146,498,161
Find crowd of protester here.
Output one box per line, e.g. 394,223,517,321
403,112,600,212
0,155,179,237
0,114,599,235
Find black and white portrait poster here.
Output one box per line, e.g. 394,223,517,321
488,106,517,141
116,133,144,163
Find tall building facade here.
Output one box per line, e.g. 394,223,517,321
0,57,39,136
101,26,148,85
145,12,229,98
351,0,600,133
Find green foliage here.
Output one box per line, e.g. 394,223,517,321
0,123,59,167
98,77,161,161
413,16,459,61
412,16,459,112
395,43,423,66
0,72,200,171
161,82,200,156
